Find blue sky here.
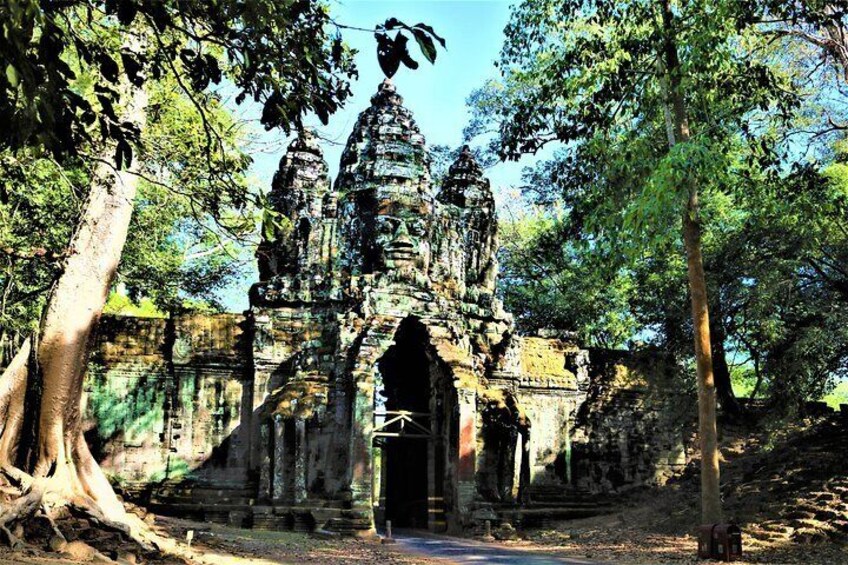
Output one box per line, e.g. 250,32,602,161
221,0,540,311
246,0,533,195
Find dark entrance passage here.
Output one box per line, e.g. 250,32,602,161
376,319,433,529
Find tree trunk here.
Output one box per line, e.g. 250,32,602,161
713,340,739,416
661,0,723,525
0,83,148,539
32,143,142,518
710,322,740,417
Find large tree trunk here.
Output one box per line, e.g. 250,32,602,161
32,146,141,518
661,0,723,525
0,84,148,547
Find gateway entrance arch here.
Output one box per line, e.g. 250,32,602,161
372,318,456,531
84,79,687,537
236,79,686,535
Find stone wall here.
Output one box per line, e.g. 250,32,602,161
85,313,250,495
80,80,689,532
569,349,690,492
84,313,687,529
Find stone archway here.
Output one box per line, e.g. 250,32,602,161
371,317,454,532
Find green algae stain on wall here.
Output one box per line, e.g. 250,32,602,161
86,363,167,442
84,362,170,486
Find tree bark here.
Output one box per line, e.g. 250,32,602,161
660,0,723,525
33,142,142,517
0,82,148,535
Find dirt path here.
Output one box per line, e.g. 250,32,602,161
0,516,452,565
1,518,844,565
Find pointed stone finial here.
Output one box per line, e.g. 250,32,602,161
291,127,321,152
371,78,403,106
449,145,482,177
438,145,491,209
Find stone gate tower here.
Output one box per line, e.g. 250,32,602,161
242,80,681,534
250,80,522,532
84,80,686,534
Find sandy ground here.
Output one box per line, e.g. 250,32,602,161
0,515,452,565
0,512,844,565
508,510,848,565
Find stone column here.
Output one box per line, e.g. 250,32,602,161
427,405,438,532
348,367,376,530
272,416,287,502
518,428,531,504
455,387,477,524
373,443,385,526
294,417,308,503
258,421,272,502
512,432,523,501
249,312,274,473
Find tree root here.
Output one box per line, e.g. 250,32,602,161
69,498,160,554
0,474,164,562
0,477,47,530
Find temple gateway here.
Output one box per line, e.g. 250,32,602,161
88,81,687,534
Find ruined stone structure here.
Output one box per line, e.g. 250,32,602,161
84,81,687,534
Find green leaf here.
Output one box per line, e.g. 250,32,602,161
412,29,436,64
5,64,18,87
413,23,446,48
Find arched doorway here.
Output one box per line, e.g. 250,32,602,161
373,318,450,531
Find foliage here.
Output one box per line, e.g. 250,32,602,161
498,208,637,348
496,134,848,411
103,293,164,318
0,0,359,164
119,78,256,313
373,19,445,78
474,0,848,412
823,379,848,409
0,151,83,362
0,0,446,333
0,70,255,354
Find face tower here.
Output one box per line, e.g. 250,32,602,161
247,81,588,535
85,80,684,539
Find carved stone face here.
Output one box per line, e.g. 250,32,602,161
371,193,432,277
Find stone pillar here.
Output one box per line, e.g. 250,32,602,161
272,416,286,502
258,421,272,502
512,432,523,500
249,312,274,473
518,428,531,503
294,417,308,503
428,415,438,531
348,367,376,530
234,372,255,474
373,443,385,525
455,387,477,524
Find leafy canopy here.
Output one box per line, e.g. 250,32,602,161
1,0,359,164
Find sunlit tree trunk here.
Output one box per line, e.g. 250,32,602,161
0,83,147,534
660,0,723,525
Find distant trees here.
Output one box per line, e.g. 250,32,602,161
471,0,847,525
0,76,254,354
